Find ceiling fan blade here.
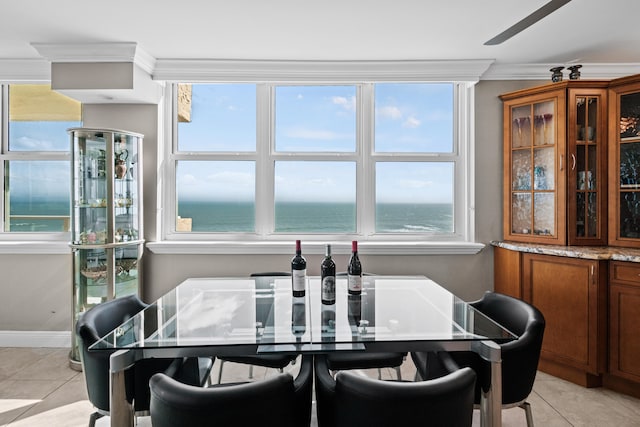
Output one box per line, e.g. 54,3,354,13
484,0,572,45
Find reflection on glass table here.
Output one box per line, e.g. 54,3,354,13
91,276,516,427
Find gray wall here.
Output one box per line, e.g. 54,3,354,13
0,79,543,333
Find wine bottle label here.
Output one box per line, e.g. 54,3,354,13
348,275,362,292
322,276,335,302
292,269,306,292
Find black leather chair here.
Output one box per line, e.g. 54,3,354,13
216,272,298,383
150,354,314,427
411,291,545,427
76,294,213,427
326,272,406,380
314,353,476,427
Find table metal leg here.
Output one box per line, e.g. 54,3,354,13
109,349,136,427
472,340,502,427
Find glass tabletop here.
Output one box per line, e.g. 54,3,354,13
90,275,516,352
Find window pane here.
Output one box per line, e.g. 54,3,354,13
177,84,256,152
275,86,356,152
5,161,70,231
9,84,81,151
274,161,356,232
176,161,255,232
374,83,453,153
376,162,454,233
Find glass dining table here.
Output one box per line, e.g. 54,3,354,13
90,275,516,427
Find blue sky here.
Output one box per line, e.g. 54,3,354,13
179,83,455,204
9,121,77,200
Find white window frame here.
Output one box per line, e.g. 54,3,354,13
0,83,72,248
151,60,487,255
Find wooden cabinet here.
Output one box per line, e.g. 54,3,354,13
501,82,608,246
607,261,640,397
608,75,640,247
493,245,522,298
521,253,607,387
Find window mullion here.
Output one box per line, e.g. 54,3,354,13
360,83,375,237
255,84,272,236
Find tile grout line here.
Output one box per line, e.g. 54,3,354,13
532,389,576,426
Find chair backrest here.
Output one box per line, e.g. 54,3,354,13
315,355,476,427
76,295,147,412
76,294,176,413
473,292,546,405
150,354,313,427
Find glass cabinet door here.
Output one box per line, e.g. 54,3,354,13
567,89,607,245
506,94,565,244
610,83,640,247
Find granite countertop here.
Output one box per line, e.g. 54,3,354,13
491,241,640,263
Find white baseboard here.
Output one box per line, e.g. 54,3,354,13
0,330,71,348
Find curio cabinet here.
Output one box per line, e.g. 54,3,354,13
68,128,144,368
501,81,608,245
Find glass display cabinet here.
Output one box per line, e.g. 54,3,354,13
68,128,144,369
501,81,608,245
609,75,640,247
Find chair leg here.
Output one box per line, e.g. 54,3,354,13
520,401,534,427
394,366,402,380
217,360,225,384
88,412,104,427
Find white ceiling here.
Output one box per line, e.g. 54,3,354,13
1,0,639,76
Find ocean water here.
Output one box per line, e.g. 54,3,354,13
178,201,453,233
8,199,454,234
8,199,70,232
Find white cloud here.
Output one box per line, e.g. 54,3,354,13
402,115,421,128
377,105,402,120
332,96,356,111
12,136,54,150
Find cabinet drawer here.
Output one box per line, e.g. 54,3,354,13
611,262,640,285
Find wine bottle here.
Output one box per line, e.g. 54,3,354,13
291,299,306,336
291,240,306,297
347,240,362,295
321,244,336,305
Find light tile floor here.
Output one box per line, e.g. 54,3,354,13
1,347,640,426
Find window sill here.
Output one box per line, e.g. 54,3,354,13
146,240,485,256
0,241,72,254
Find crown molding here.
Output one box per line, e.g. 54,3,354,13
0,59,50,81
153,59,495,82
482,62,640,80
30,42,156,74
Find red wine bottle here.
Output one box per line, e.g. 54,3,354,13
291,240,306,297
321,244,336,305
347,240,362,295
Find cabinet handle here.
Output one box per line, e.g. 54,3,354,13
559,154,564,171
571,154,576,171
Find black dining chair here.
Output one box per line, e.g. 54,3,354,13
411,291,545,427
76,294,214,427
150,354,314,427
215,272,298,383
314,353,476,427
325,272,406,380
